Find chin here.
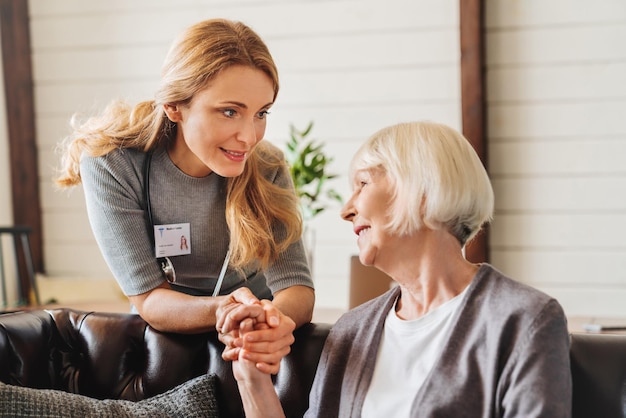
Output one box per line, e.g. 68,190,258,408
358,251,376,267
214,165,245,178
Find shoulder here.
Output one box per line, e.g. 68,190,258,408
473,264,555,306
80,148,148,193
332,287,399,334
80,147,146,175
467,264,567,330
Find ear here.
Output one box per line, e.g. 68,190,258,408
163,103,182,123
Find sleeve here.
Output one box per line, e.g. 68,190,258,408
80,151,165,296
261,155,315,293
500,299,572,418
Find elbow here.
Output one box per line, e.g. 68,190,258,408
300,286,316,325
128,285,169,331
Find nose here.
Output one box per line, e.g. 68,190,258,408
341,194,356,222
237,118,263,147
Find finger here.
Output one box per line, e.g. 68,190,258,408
231,287,261,306
240,345,291,369
218,329,236,345
239,317,255,334
218,304,257,334
253,322,270,331
221,304,267,334
218,327,247,354
242,321,295,346
215,300,241,332
241,334,295,357
222,318,255,363
255,361,281,375
221,346,240,362
259,300,281,328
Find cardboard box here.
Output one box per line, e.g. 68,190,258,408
349,255,394,309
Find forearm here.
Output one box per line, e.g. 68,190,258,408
130,286,223,333
234,319,285,418
237,376,286,418
272,285,315,328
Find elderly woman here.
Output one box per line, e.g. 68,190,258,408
231,121,572,417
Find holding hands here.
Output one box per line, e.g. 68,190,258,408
216,287,295,375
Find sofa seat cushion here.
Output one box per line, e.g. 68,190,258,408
0,373,219,418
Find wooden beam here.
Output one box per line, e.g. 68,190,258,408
460,0,489,263
0,0,44,280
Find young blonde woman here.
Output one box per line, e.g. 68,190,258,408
56,18,314,371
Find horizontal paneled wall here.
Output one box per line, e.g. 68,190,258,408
29,0,461,309
14,0,626,317
486,0,626,317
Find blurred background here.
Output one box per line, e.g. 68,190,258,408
1,0,625,319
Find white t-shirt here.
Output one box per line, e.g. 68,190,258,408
361,287,468,418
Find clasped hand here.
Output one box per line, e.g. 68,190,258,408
215,287,295,375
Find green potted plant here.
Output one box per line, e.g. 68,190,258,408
285,121,343,222
284,121,343,272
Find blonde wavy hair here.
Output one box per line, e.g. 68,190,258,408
55,18,301,269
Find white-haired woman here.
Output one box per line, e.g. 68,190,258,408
232,121,571,417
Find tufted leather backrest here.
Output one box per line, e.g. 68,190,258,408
4,309,626,418
570,333,626,418
0,308,331,418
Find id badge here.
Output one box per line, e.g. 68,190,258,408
154,223,191,257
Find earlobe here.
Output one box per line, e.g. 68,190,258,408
163,103,182,122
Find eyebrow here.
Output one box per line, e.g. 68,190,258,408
219,101,274,109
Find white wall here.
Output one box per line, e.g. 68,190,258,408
29,0,461,309
485,0,626,317
25,0,626,317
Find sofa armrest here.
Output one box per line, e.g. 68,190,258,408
0,310,58,389
570,332,626,418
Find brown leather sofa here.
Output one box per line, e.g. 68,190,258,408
0,308,624,418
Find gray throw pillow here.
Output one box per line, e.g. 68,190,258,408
0,373,220,418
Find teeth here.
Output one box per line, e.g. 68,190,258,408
224,149,245,156
358,228,369,236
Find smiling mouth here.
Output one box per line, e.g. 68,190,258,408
221,148,247,162
222,148,246,157
356,227,370,237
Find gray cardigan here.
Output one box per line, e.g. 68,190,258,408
306,264,572,418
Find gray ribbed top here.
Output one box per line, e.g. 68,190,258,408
80,145,313,297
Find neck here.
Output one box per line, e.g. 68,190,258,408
385,229,478,320
168,136,212,177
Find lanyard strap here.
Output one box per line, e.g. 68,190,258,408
212,250,231,297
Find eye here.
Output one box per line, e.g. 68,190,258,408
257,110,271,119
353,179,367,190
222,108,236,118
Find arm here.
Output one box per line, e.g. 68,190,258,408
233,319,286,418
131,285,272,334
500,300,572,418
128,283,223,333
273,285,315,328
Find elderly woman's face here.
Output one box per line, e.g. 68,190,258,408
341,168,394,267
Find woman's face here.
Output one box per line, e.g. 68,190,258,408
164,65,275,177
341,168,395,267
